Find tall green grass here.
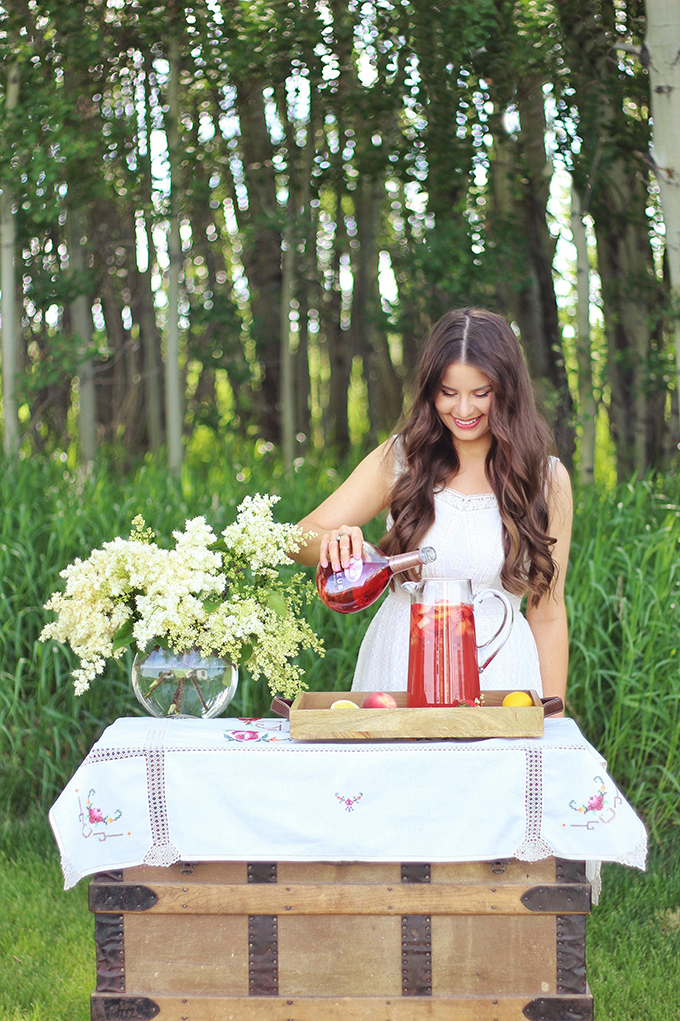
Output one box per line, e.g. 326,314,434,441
566,478,680,842
0,449,678,845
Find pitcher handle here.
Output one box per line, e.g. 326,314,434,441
474,589,515,672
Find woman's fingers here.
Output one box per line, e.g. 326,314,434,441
320,526,364,571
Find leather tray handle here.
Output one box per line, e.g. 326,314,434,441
541,695,564,717
270,696,293,720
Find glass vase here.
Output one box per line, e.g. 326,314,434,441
131,646,238,719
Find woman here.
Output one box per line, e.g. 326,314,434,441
293,308,573,703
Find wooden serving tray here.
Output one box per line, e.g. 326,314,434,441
282,690,545,741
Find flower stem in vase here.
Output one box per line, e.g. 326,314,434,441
146,669,174,695
190,673,209,712
168,677,185,715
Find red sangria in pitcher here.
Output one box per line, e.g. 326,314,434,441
406,579,514,707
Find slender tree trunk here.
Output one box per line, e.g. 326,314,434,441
67,208,96,462
571,185,597,485
138,54,164,452
646,0,680,428
356,175,401,441
232,76,282,443
325,182,352,453
165,35,183,473
1,60,20,458
280,218,295,465
514,83,576,466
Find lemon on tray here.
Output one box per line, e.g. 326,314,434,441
502,691,534,707
330,699,360,710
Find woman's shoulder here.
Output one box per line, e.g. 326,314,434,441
547,455,570,487
546,457,573,521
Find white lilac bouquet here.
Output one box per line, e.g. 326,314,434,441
40,494,323,699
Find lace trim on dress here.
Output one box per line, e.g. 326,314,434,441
435,488,498,512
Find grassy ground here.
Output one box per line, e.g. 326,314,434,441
1,813,678,1021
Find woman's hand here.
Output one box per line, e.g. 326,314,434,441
320,526,365,572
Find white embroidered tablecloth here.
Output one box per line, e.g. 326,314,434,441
49,716,647,891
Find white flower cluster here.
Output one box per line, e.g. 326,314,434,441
40,518,224,694
221,494,306,577
40,498,322,699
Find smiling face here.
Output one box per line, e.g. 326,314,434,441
434,362,494,449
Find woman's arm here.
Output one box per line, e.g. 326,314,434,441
525,460,573,709
291,439,396,569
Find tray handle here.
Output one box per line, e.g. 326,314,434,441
270,696,293,720
541,695,564,717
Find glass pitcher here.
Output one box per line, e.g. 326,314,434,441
406,578,514,707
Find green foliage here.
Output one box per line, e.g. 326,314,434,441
0,449,678,851
567,477,680,841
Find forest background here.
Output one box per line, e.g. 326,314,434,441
1,0,680,482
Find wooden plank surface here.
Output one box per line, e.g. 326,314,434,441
109,913,562,998
92,880,590,916
118,858,559,888
288,690,544,740
90,992,595,1021
124,914,248,996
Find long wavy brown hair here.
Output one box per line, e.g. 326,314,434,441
379,308,556,604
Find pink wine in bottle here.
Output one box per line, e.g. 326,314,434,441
316,542,437,614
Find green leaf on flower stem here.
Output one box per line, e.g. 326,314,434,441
209,539,228,552
112,618,135,653
266,590,287,617
154,635,170,650
203,598,223,614
239,642,253,666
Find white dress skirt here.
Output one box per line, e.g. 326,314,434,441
352,485,544,696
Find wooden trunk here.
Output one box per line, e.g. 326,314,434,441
89,857,593,1020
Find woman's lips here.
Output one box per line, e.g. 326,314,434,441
453,415,482,429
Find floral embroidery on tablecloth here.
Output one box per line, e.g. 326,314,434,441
223,729,284,743
568,775,622,829
77,788,127,840
336,793,363,811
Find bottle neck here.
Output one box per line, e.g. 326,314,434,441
387,549,429,575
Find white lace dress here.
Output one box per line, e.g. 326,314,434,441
352,486,544,695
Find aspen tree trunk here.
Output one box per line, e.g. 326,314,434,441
138,54,164,453
1,60,20,457
233,77,282,444
571,185,597,485
165,35,183,474
325,182,352,453
645,0,680,425
67,209,97,462
355,176,401,441
514,83,576,467
280,219,295,466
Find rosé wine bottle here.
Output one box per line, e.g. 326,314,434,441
317,542,436,614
